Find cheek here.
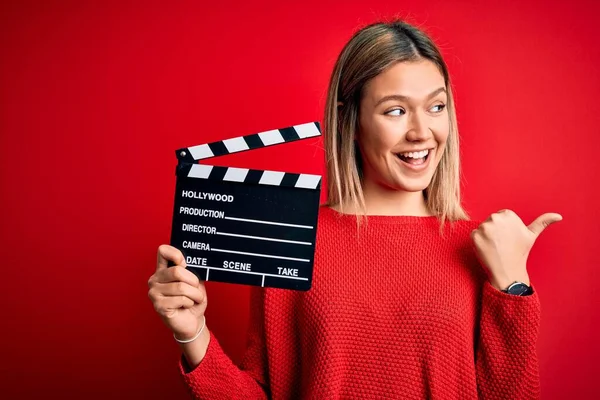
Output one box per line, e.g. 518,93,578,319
359,136,385,164
359,123,397,157
430,120,449,162
367,119,403,151
433,120,450,146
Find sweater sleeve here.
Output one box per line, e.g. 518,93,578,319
177,287,269,399
475,280,542,399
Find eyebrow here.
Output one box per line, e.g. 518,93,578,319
374,87,447,107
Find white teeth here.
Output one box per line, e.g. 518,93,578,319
399,149,429,159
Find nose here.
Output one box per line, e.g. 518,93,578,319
405,111,432,142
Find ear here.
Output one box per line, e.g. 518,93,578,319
337,101,344,108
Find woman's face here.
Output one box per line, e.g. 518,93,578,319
357,59,449,193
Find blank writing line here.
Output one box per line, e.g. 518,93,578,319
186,264,309,281
217,231,311,245
225,216,313,229
211,247,310,262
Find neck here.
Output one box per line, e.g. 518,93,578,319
359,177,432,217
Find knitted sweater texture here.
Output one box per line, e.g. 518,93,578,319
178,205,541,399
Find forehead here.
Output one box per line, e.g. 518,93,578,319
363,60,446,103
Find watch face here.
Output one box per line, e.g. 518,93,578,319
506,282,531,296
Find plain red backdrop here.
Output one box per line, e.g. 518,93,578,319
1,0,598,398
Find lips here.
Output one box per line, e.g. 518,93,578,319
396,150,429,165
398,149,430,159
394,148,434,171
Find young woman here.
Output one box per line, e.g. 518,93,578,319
148,20,561,399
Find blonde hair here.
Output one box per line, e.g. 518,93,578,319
323,19,469,229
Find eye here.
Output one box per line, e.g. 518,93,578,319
385,108,405,116
431,103,446,113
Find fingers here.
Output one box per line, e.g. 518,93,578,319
496,209,512,214
148,276,206,317
158,281,206,304
153,295,196,314
154,265,201,287
527,212,563,237
157,245,185,271
149,246,201,291
483,209,512,223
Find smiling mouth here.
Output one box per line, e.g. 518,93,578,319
395,149,431,166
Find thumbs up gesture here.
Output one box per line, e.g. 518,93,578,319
471,209,562,291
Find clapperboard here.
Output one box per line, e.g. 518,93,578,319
169,122,322,291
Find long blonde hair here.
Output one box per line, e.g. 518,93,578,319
323,19,469,229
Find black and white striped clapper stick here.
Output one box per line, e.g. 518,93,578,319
169,121,322,291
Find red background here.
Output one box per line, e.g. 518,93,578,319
1,0,598,398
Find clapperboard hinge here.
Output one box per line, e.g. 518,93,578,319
175,121,322,190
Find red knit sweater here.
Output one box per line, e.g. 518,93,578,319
178,205,541,399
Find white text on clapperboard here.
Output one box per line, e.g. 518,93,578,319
178,190,300,277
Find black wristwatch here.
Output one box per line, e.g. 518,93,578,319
502,281,534,296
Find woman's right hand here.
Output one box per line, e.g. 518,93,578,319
148,244,208,341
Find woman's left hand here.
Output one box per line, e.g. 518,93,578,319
471,209,562,291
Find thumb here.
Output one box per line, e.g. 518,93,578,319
527,212,563,237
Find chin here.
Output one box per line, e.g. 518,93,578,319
390,178,432,192
398,183,430,192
